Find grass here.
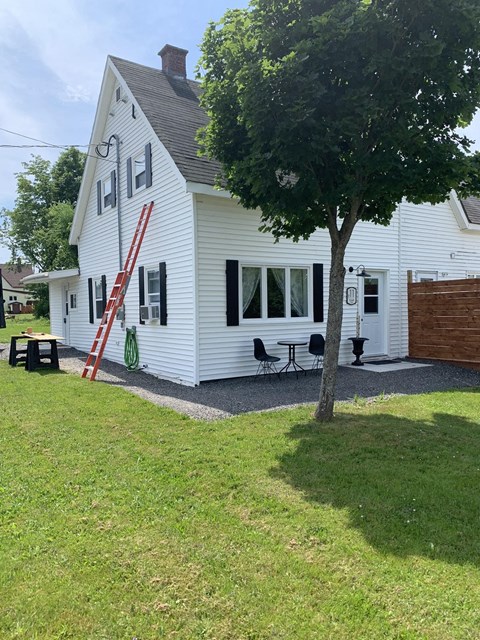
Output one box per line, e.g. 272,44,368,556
0,314,50,342
1,362,480,639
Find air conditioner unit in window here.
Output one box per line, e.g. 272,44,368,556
139,305,160,321
139,305,150,320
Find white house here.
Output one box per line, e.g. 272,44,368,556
25,45,480,385
1,263,34,313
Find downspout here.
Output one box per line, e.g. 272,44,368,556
113,134,122,270
398,201,403,356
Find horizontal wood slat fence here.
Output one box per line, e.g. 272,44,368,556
408,278,480,366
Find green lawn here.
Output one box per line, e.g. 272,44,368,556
0,314,50,342
1,362,480,639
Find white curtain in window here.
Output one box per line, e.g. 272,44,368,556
270,268,285,301
242,267,261,314
290,268,307,316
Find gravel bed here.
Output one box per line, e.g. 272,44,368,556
1,343,479,420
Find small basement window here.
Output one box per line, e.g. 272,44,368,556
415,270,438,282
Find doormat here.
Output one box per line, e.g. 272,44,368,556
367,359,402,365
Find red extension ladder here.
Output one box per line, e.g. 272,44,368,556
81,201,154,381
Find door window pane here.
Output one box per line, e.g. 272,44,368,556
364,279,378,295
267,268,285,318
364,297,378,313
364,277,379,314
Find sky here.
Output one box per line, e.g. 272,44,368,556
1,0,480,264
0,0,250,263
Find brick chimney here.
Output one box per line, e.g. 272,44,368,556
158,44,188,80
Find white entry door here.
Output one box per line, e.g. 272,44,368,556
360,272,386,357
63,286,70,344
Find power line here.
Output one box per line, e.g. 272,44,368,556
0,127,102,150
0,128,115,163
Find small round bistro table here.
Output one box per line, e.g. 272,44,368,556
277,339,308,378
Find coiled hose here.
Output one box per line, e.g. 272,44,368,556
124,326,140,371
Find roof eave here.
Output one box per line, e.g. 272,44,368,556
21,268,80,284
186,181,232,199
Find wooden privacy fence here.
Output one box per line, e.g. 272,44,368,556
408,278,480,366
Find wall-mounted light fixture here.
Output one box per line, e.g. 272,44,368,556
349,264,371,278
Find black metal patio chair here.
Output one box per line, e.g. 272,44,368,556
253,338,281,380
308,333,325,373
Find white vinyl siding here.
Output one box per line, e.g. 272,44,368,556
196,196,331,381
72,77,195,385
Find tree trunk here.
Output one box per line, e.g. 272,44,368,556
314,240,349,421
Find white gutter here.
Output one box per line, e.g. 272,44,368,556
185,181,232,199
21,268,80,284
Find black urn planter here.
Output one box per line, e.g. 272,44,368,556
348,337,369,366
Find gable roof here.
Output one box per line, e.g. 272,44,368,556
109,56,221,187
0,263,33,288
460,196,480,225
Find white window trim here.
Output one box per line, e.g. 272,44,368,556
94,279,104,320
103,176,113,209
134,151,146,192
239,263,311,323
146,267,160,321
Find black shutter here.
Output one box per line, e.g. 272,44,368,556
145,142,152,188
96,180,102,215
159,262,167,325
88,278,94,324
138,266,145,325
226,260,239,326
313,263,324,323
111,170,116,207
127,157,133,198
101,275,107,316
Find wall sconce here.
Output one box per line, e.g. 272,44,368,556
349,264,371,278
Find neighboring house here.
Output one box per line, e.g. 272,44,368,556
0,263,34,313
23,45,480,385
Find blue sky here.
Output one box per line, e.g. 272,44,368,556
0,0,250,263
1,0,480,264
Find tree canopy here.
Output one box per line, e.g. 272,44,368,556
1,147,85,271
0,147,85,318
198,0,480,420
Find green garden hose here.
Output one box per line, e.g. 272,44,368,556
124,326,140,371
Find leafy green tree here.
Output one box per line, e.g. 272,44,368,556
1,147,85,317
198,0,480,421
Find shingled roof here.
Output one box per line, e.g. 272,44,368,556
110,56,221,187
0,263,33,289
460,196,480,225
